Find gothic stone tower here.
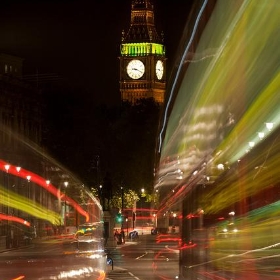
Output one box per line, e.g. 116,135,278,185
119,0,166,105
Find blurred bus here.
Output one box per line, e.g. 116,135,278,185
155,0,280,279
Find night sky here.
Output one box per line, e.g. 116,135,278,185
0,0,194,105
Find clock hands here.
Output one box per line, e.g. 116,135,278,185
127,60,145,79
132,68,143,73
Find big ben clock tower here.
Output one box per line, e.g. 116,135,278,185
119,0,166,105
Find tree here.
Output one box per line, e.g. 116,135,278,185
109,189,140,210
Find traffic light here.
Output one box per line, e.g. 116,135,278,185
116,213,123,223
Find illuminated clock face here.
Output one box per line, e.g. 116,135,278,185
155,60,164,80
126,59,145,79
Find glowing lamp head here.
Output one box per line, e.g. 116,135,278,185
4,164,10,172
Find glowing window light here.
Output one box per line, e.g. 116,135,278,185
258,132,265,140
266,122,273,131
217,164,224,170
249,141,255,148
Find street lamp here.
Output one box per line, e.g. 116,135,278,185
173,213,177,224
4,164,10,173
99,184,103,208
26,175,31,199
139,188,145,228
4,164,10,198
121,187,124,212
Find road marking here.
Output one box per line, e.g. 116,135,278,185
135,251,148,259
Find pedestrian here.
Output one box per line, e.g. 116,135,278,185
120,228,125,244
114,229,119,242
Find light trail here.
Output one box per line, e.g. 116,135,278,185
0,160,89,222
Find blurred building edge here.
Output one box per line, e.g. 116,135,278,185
0,53,24,78
0,53,44,248
0,53,43,171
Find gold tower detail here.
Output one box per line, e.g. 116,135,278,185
119,0,166,105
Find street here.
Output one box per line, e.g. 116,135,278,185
106,233,180,280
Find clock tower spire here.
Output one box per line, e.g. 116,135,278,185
119,0,166,105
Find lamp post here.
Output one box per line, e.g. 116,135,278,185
26,175,31,200
4,164,10,248
172,213,177,233
64,181,68,233
4,164,10,213
140,188,145,228
121,187,124,211
132,200,136,230
121,187,124,230
99,184,103,208
153,213,157,228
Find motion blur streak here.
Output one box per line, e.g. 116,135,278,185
155,0,280,278
0,213,30,227
156,0,280,200
97,270,106,280
0,159,90,222
0,185,61,225
159,0,279,177
55,267,105,279
12,277,25,280
158,0,208,153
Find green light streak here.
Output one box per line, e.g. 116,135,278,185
158,0,280,189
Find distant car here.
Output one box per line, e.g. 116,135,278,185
128,230,139,240
151,228,158,235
